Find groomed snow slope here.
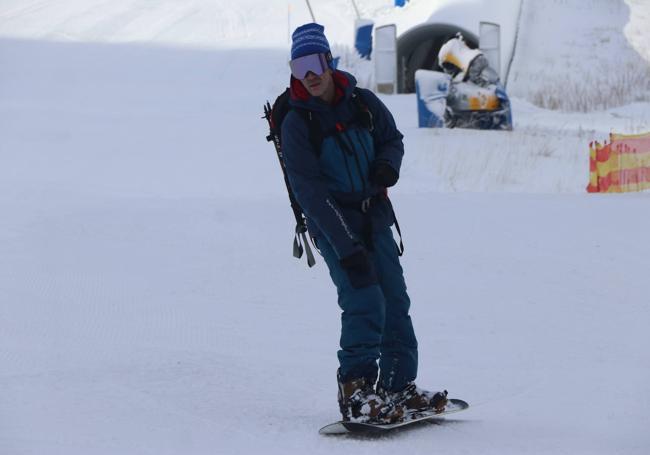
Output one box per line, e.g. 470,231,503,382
0,0,429,49
1,1,649,454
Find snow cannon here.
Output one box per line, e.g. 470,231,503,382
445,79,512,130
415,68,512,130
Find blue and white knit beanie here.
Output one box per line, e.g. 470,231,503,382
291,23,331,60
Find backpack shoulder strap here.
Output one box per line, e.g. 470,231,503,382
351,87,374,132
269,88,291,135
269,87,324,157
293,107,324,157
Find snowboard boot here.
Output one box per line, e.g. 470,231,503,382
378,382,448,414
337,372,405,423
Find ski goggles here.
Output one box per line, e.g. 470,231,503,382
289,52,331,80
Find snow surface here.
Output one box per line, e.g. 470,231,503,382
1,1,650,454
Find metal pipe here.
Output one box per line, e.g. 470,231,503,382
304,0,316,22
350,0,361,19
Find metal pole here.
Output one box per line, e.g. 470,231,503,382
304,0,316,22
350,0,361,19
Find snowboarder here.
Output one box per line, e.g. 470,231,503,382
281,23,448,424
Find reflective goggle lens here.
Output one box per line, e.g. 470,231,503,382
289,53,329,79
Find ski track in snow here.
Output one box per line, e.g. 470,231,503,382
1,1,650,454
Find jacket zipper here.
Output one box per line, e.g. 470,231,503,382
334,135,357,193
337,132,366,192
354,129,372,170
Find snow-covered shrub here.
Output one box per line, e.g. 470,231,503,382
529,59,650,112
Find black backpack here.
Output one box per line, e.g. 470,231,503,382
263,87,374,267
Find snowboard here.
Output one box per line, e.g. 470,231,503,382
319,398,469,435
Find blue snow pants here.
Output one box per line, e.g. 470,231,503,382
318,226,418,392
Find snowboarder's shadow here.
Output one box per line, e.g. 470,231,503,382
329,417,467,440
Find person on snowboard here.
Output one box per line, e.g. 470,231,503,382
281,23,448,423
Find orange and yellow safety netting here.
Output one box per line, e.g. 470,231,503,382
587,132,650,193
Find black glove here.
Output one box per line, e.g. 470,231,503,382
369,161,398,188
339,249,378,289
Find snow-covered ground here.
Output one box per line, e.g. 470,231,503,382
507,0,650,111
1,1,650,454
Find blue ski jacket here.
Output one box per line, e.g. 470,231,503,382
281,70,404,260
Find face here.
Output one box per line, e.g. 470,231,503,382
300,68,333,98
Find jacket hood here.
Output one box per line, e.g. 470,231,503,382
288,70,358,112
